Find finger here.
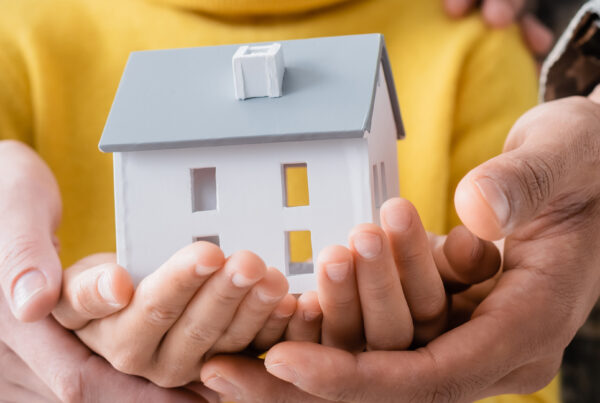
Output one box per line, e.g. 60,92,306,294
454,98,598,241
589,83,600,103
317,245,363,352
252,293,297,351
380,199,447,346
0,382,54,403
201,354,329,403
481,0,525,28
52,254,133,330
0,293,207,403
520,14,554,57
431,227,501,292
0,141,62,322
285,291,322,343
210,267,289,354
0,341,57,399
443,0,478,19
76,242,224,374
155,250,267,386
348,223,413,350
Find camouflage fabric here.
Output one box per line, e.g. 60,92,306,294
541,3,600,402
542,1,600,101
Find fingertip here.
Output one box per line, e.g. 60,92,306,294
256,267,289,301
97,263,133,307
455,175,505,241
443,0,476,19
521,14,554,56
185,241,226,275
381,197,416,233
226,250,268,287
274,293,297,318
481,0,518,29
297,291,322,322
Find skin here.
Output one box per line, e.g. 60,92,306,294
51,244,296,388
199,199,502,402
198,89,600,402
444,0,555,58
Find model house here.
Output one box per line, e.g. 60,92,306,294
99,34,405,293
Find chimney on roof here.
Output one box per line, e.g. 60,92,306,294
232,43,285,100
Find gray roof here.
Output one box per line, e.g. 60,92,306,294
99,34,404,152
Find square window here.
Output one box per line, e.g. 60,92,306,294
193,235,220,247
191,168,217,212
282,163,309,207
285,230,314,276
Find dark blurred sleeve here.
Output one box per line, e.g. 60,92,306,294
541,1,600,101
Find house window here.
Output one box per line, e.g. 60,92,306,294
373,162,388,209
191,167,217,212
380,162,388,203
193,235,220,247
373,164,381,208
282,163,309,207
285,230,314,276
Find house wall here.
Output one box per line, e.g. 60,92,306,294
366,63,401,224
113,137,372,292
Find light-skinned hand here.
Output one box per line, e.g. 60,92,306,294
194,87,600,402
444,0,555,57
0,290,218,403
52,243,297,388
199,199,503,402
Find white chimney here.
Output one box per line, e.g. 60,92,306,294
232,43,285,100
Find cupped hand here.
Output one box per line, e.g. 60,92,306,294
444,0,554,57
0,291,216,403
199,199,502,402
196,88,600,402
52,242,296,388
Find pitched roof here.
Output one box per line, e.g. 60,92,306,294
99,34,404,152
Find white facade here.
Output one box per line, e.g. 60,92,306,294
113,63,399,293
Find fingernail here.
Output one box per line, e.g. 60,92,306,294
325,262,349,283
303,310,322,322
231,272,257,288
12,270,46,312
256,289,283,304
383,202,412,231
352,232,382,260
266,363,298,385
195,264,220,276
97,271,120,307
204,374,241,400
474,177,511,227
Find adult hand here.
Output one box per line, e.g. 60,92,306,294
0,140,62,322
196,90,600,402
0,291,215,403
444,0,554,57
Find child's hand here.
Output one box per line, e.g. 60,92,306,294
300,197,501,351
52,242,296,388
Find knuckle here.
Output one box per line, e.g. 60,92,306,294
512,154,557,209
182,320,221,347
139,296,181,327
109,349,144,376
0,235,39,281
213,286,242,306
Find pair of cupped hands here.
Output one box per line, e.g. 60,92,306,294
4,89,600,403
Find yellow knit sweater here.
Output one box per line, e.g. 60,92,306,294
0,0,557,401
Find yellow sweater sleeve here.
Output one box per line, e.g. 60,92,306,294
0,11,33,145
446,25,538,231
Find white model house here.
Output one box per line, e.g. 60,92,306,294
99,34,405,293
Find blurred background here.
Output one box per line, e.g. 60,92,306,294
533,3,598,403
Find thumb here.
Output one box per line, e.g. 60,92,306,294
454,146,565,241
455,95,600,241
0,141,62,321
